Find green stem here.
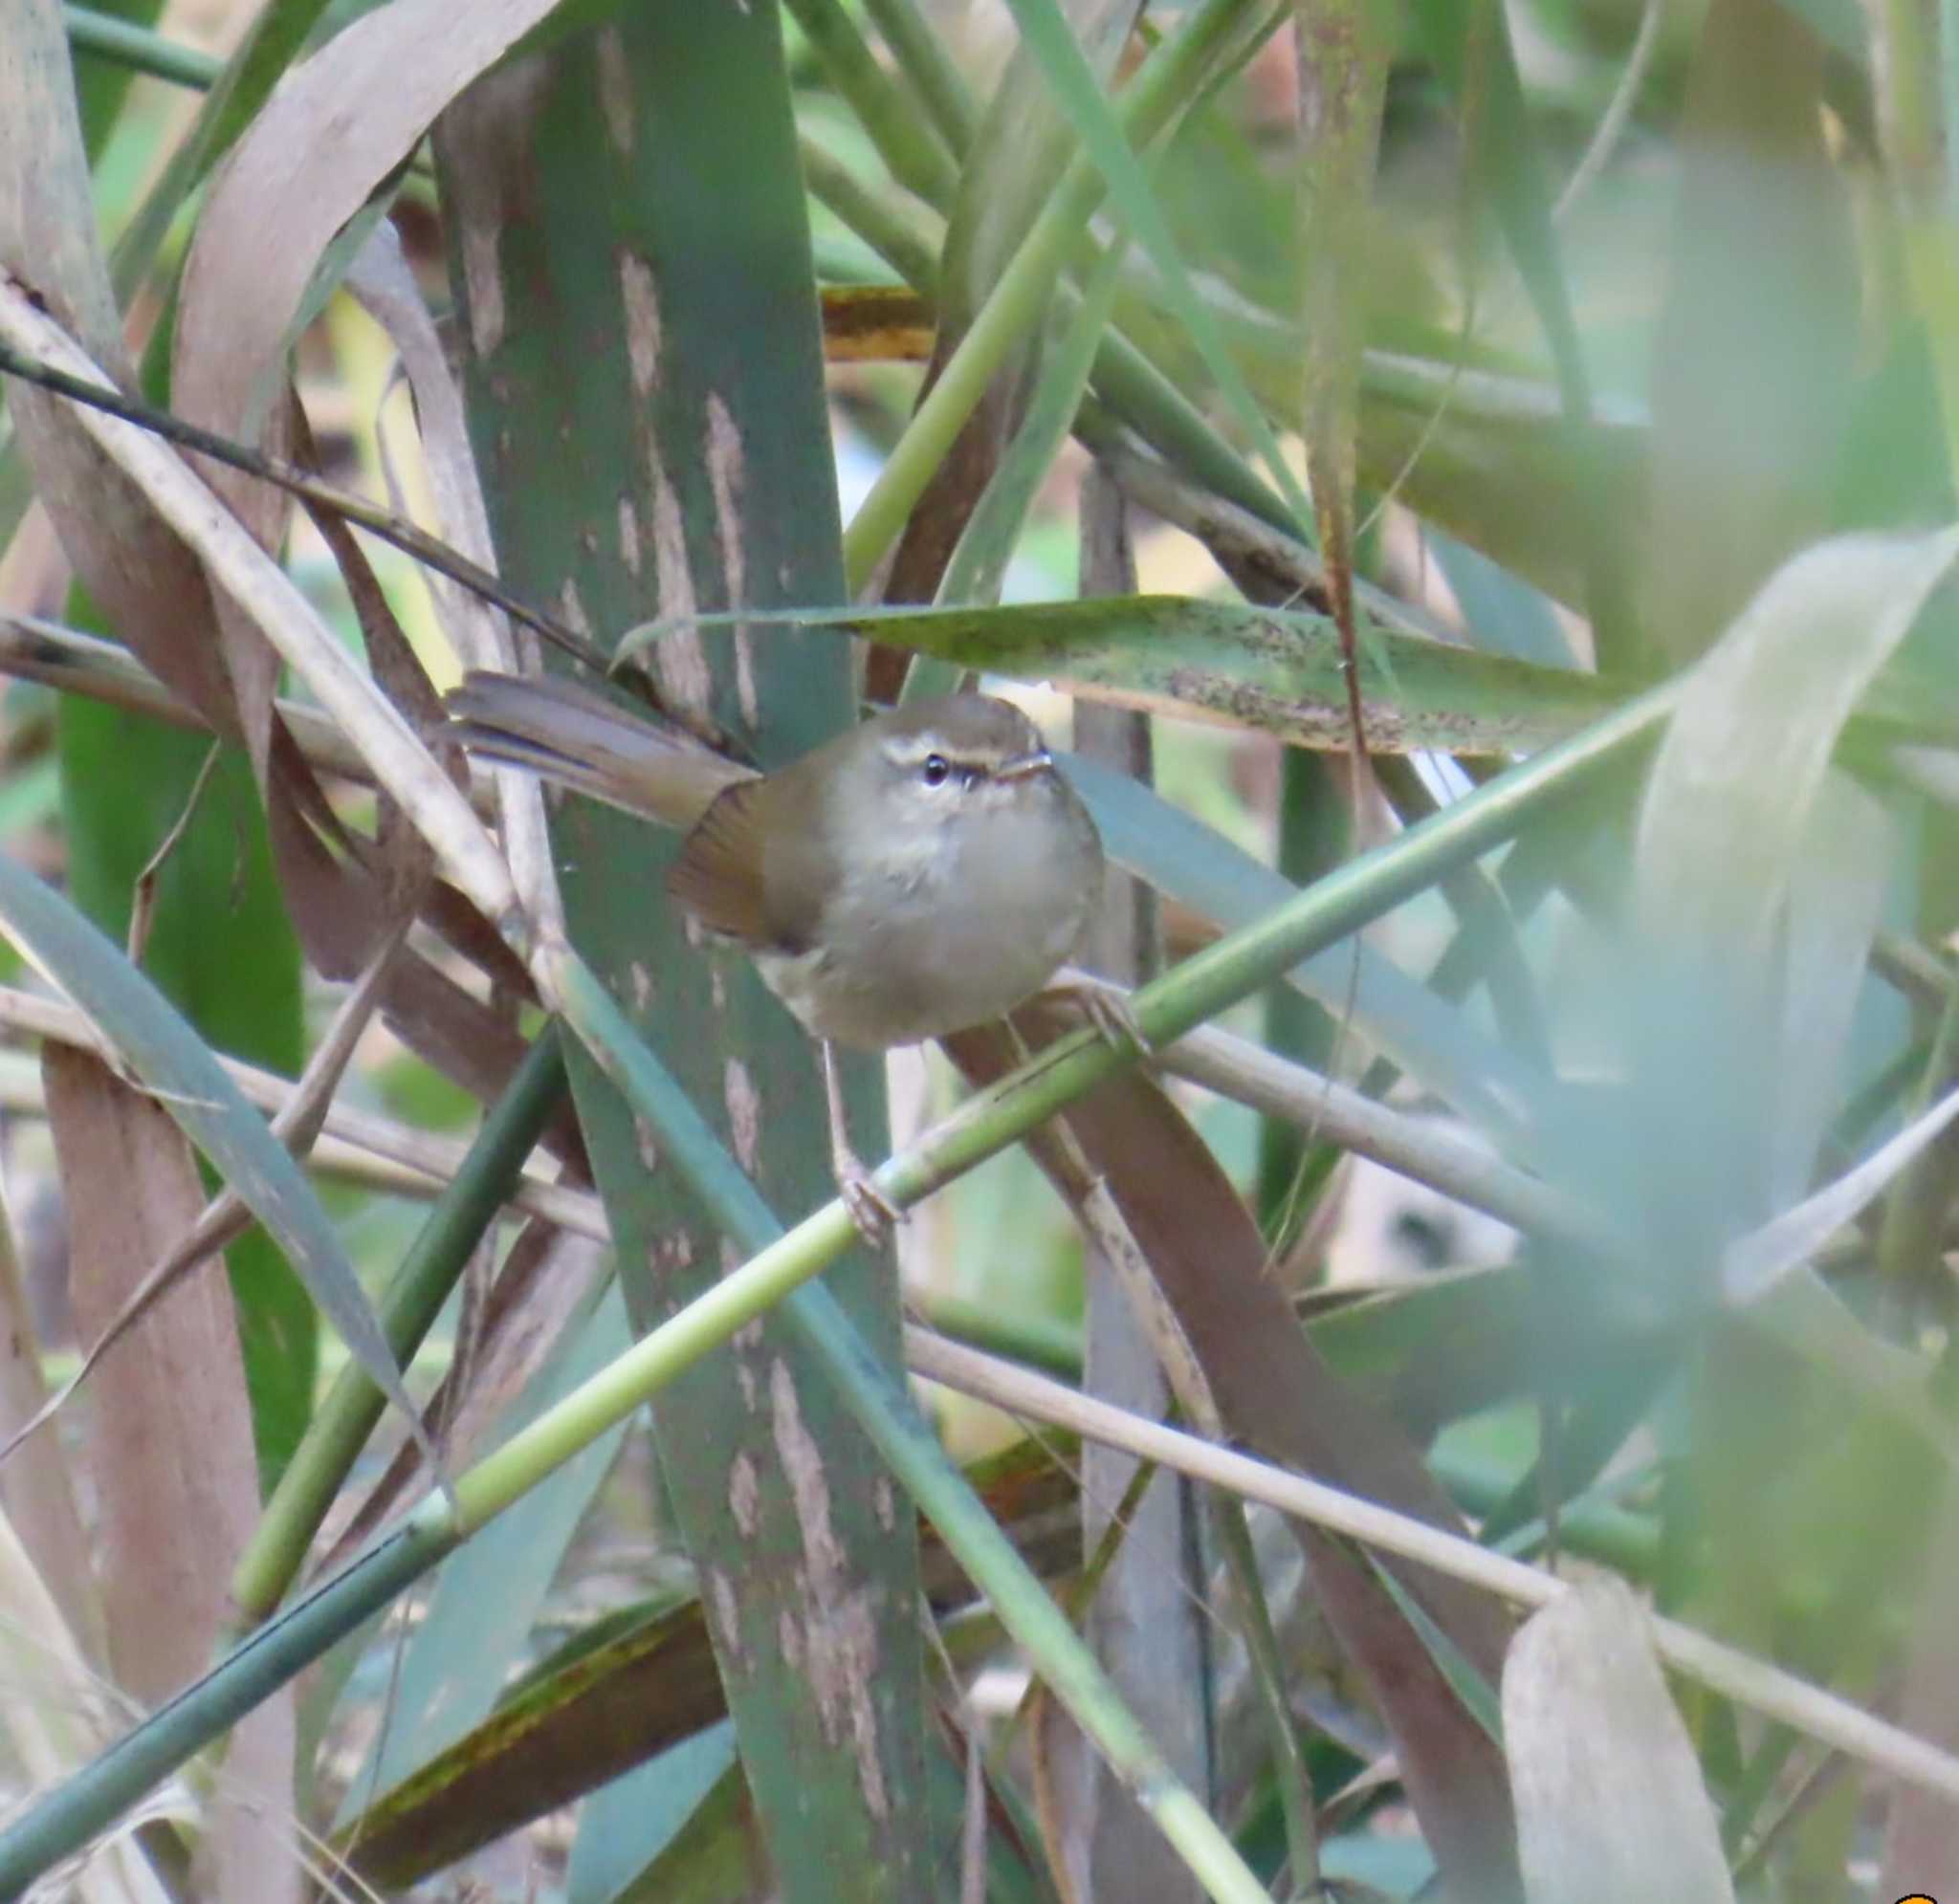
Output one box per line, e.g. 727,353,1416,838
795,91,1303,562
781,0,957,208
860,0,976,156
0,1517,454,1891
65,4,220,89
228,1027,568,1626
841,0,1256,591
799,133,942,295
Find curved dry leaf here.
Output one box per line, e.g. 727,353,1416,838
1590,529,1959,1270
0,9,235,729
168,0,566,849
172,0,564,470
1504,1579,1734,1904
41,1046,297,1904
943,1013,1524,1900
1636,529,1959,956
345,224,562,937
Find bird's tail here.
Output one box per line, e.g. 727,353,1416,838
443,671,752,830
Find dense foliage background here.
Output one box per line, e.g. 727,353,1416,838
3,0,1959,1897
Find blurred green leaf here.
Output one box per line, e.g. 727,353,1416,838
1404,0,1637,659
1066,747,1560,1132
568,1722,740,1904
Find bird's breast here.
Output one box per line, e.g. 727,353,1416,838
757,791,1101,1048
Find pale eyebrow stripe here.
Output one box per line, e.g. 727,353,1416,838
880,733,1022,773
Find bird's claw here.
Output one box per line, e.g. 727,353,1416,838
835,1152,902,1249
1041,971,1152,1055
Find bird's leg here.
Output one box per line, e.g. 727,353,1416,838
821,1040,902,1246
1036,965,1151,1054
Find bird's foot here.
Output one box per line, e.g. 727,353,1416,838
819,1039,902,1246
834,1147,902,1249
1039,968,1152,1055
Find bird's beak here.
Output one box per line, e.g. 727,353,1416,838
996,748,1053,782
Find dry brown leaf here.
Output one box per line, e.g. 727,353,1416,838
1504,1578,1734,1904
0,8,235,729
1881,1491,1959,1898
172,0,564,491
42,1043,297,1903
44,1045,254,1698
945,1011,1521,1898
0,1213,97,1659
2,16,540,1141
158,0,568,1098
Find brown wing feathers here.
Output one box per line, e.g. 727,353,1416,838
665,780,783,948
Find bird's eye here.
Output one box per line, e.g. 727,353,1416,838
1391,1208,1455,1272
921,753,951,786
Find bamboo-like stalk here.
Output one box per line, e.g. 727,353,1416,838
228,1027,567,1626
859,0,975,156
842,0,1258,588
900,1327,1959,1801
782,0,958,206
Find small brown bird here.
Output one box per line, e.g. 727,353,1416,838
447,671,1123,1234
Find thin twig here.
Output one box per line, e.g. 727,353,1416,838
0,317,613,680
0,611,395,791
0,982,599,1238
1553,0,1664,226
126,737,224,968
1,934,407,1468
903,1324,1959,1803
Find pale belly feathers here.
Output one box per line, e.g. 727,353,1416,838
752,787,1102,1049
